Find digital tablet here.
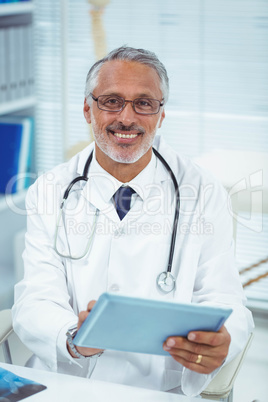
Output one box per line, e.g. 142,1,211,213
73,292,232,356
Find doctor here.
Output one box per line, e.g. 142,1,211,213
12,46,253,397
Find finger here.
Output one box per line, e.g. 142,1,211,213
77,310,90,330
166,353,218,375
76,344,104,357
77,300,97,330
163,345,224,371
164,331,230,359
87,300,97,311
187,325,230,348
163,344,205,364
164,336,214,357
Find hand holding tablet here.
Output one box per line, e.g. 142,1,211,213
74,293,232,358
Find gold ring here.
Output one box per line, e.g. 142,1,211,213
196,354,202,364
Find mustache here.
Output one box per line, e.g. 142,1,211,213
106,123,145,134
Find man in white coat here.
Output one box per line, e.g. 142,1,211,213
12,46,254,396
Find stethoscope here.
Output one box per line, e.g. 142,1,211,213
54,148,180,294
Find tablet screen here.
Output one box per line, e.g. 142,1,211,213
74,293,232,356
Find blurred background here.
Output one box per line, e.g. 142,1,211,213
0,1,267,400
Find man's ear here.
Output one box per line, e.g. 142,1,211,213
83,98,91,124
158,109,165,129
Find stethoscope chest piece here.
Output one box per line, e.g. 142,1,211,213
156,272,176,293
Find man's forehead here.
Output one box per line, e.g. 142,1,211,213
96,60,162,95
100,59,157,74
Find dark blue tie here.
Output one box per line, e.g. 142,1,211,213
113,186,135,220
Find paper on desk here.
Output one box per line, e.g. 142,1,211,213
0,367,47,401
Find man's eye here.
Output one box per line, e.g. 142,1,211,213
104,97,121,105
136,99,153,108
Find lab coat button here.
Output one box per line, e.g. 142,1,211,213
109,284,120,292
114,228,125,238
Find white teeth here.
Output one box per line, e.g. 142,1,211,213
114,133,138,139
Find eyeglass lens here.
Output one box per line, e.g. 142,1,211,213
97,95,161,114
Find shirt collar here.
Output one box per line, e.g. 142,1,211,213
89,148,158,203
78,142,169,215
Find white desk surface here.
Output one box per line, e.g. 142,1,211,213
0,363,208,402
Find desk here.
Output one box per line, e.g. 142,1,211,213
0,363,209,402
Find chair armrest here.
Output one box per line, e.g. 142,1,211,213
0,309,13,345
201,333,254,400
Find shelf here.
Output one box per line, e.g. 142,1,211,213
0,96,36,115
0,2,34,16
0,190,27,213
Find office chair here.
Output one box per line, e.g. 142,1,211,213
201,332,254,401
0,309,13,364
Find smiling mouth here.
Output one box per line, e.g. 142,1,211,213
107,124,145,140
107,129,141,139
113,132,138,139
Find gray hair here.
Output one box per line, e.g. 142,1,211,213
84,46,169,104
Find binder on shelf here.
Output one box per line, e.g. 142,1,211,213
18,24,27,97
24,22,34,96
28,23,34,95
0,116,33,194
7,25,17,100
0,13,33,104
0,28,8,103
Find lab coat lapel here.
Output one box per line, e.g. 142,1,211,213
80,175,120,223
75,145,120,222
124,155,170,225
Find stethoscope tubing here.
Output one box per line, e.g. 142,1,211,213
61,152,93,206
57,147,180,292
152,148,180,273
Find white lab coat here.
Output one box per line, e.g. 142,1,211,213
12,135,254,397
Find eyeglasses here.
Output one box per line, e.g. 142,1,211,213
90,93,164,115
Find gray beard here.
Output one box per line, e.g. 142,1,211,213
91,117,159,164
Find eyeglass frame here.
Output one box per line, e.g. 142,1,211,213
90,93,165,115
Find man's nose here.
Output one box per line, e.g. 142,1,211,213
118,100,137,123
